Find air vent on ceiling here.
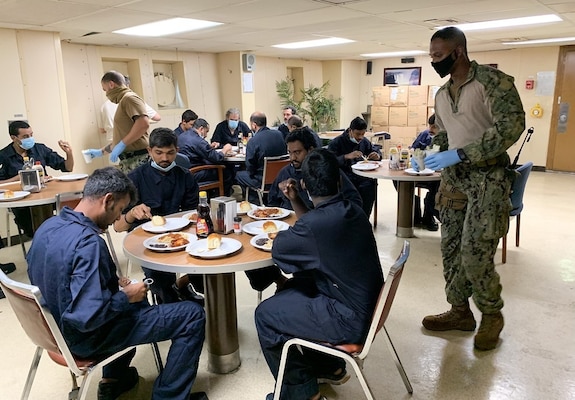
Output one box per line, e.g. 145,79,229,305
311,0,367,5
423,18,461,27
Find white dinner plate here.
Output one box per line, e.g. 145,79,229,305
404,168,435,176
0,191,31,201
55,173,89,181
141,217,191,233
181,210,198,224
250,233,275,252
237,202,258,215
243,220,290,236
143,232,197,252
351,162,380,171
247,207,291,220
187,238,242,259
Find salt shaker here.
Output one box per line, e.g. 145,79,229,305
233,217,242,234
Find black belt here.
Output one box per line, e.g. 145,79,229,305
119,149,148,161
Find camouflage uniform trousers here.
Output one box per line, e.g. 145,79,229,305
437,163,514,314
118,153,149,175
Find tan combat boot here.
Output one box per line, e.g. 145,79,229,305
422,304,477,331
474,311,504,351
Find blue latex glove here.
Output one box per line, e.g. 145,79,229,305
109,141,127,163
410,156,420,172
85,149,103,159
424,149,461,170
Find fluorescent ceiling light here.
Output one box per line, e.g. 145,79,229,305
273,37,354,49
437,14,561,32
114,18,222,37
360,50,427,58
502,37,575,45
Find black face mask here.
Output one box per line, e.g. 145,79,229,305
431,50,457,78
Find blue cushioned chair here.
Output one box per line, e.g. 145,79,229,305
502,161,533,263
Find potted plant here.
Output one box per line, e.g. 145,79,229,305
275,78,340,131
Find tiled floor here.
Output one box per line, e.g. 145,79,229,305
1,170,574,400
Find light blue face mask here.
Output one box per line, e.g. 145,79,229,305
19,137,35,150
349,136,359,144
151,160,176,173
228,120,239,130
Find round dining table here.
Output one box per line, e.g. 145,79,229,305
123,211,297,374
0,177,87,208
353,161,441,237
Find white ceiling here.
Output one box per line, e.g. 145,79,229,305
3,0,575,60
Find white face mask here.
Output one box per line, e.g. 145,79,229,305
151,160,176,173
349,136,359,144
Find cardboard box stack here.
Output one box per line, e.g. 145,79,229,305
370,84,441,157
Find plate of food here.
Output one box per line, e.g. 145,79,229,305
181,210,198,224
143,232,196,252
404,168,435,176
55,173,89,181
351,161,380,171
250,233,277,252
187,234,242,259
243,220,289,236
237,201,258,215
141,216,191,233
0,190,31,201
247,207,291,220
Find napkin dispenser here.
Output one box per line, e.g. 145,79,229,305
210,196,237,234
18,169,41,193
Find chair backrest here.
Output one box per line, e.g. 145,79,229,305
358,241,410,359
175,153,192,169
510,161,533,216
189,164,225,196
0,270,85,376
260,155,290,190
55,191,84,214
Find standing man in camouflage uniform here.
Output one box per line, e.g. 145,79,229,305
86,71,150,173
419,27,525,350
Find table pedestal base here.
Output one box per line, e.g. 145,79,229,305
204,273,241,374
396,181,415,238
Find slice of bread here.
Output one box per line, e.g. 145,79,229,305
207,233,222,250
262,221,278,233
151,215,166,226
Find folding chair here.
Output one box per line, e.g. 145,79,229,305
273,241,412,400
246,155,290,206
502,161,533,263
189,164,226,197
0,270,158,400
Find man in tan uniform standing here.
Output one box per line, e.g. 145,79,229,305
86,71,150,173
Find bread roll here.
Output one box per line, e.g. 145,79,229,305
207,233,222,250
151,215,166,226
262,221,278,233
240,201,252,212
4,190,14,198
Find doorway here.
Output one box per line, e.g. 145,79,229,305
547,45,575,172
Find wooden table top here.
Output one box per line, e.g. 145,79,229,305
0,178,87,208
123,211,297,275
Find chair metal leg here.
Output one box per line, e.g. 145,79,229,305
383,326,413,394
5,211,11,247
257,190,264,206
257,290,262,304
502,234,507,264
21,346,43,400
151,342,164,373
104,230,122,277
515,214,521,247
373,180,378,228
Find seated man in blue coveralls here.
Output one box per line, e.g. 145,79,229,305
255,149,384,400
114,128,205,304
27,167,207,400
327,116,381,218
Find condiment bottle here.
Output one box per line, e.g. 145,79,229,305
195,191,214,238
22,156,32,170
233,216,242,234
33,161,45,187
